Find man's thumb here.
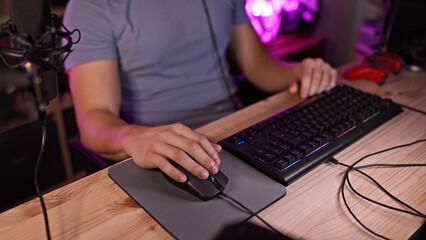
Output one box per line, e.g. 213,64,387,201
289,81,298,93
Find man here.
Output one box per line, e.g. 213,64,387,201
63,0,337,183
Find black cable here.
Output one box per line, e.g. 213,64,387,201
329,139,426,239
338,162,391,239
352,164,426,218
399,103,426,115
335,160,426,218
218,191,284,237
34,110,52,240
349,139,426,169
201,0,241,110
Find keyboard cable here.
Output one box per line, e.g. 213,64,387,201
328,138,426,240
398,103,426,115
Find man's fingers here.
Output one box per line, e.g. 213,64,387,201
146,137,210,181
318,63,331,93
170,123,221,164
127,124,222,183
309,58,323,96
289,79,298,93
300,59,314,98
160,143,211,180
330,69,338,90
296,58,336,97
210,143,222,165
161,124,220,176
136,153,188,183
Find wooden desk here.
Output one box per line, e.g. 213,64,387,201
1,68,425,239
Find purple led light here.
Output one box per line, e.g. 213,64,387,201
251,0,274,17
282,0,300,12
245,0,319,42
299,0,320,13
245,0,283,43
302,10,314,22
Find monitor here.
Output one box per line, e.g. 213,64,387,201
384,0,426,68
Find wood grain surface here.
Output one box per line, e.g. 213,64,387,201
1,67,425,240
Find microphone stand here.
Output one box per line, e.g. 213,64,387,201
1,11,80,240
24,61,51,240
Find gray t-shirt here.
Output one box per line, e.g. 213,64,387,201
63,0,250,128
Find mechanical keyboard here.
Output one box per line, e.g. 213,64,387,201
219,84,403,186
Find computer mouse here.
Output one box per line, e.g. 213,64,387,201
162,160,229,201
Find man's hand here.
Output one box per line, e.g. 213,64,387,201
290,58,338,98
122,123,222,183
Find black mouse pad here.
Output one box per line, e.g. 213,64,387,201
108,149,287,240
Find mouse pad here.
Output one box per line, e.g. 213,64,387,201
108,149,286,240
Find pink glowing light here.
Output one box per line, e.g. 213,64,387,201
245,0,319,42
299,0,320,13
282,0,300,12
251,1,274,17
302,10,314,22
245,0,283,43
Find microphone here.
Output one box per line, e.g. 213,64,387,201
1,0,79,108
7,0,58,104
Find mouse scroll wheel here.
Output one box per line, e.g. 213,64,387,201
209,175,224,191
208,175,215,182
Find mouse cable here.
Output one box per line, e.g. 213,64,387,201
218,191,285,237
34,110,52,240
328,138,426,240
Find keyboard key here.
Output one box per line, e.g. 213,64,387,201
315,125,326,134
288,135,307,148
261,125,277,137
273,159,289,170
302,131,313,139
283,154,296,165
330,128,341,137
309,127,320,136
289,150,304,160
263,144,274,151
253,148,266,158
305,140,319,150
313,136,326,146
262,152,276,163
290,129,301,136
271,131,294,143
277,144,291,153
229,136,242,144
297,126,307,132
298,144,313,155
271,148,284,156
320,132,334,142
244,136,256,145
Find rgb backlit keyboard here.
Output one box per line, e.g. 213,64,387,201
219,84,403,185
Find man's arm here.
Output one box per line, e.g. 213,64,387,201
69,60,220,182
229,24,337,98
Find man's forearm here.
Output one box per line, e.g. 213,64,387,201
76,108,135,161
243,54,296,93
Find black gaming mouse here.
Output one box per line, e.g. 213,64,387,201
162,160,229,201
